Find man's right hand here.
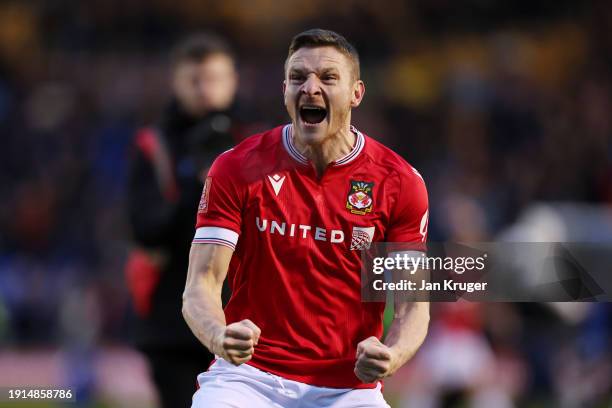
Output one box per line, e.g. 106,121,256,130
214,319,261,365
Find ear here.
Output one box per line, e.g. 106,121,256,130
350,80,365,108
282,79,286,95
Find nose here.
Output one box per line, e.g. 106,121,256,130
301,74,322,96
194,78,209,99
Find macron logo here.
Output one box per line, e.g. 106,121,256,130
267,174,286,196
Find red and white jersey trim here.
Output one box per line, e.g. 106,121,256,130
282,125,308,165
335,126,365,166
282,124,365,166
193,226,239,250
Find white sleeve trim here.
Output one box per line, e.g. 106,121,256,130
193,227,239,250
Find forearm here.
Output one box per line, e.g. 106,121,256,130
182,244,229,355
384,301,430,372
183,285,226,355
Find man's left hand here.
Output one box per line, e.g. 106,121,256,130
354,336,397,383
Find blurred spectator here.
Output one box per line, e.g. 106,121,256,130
125,33,255,408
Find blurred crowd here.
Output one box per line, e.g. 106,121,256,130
0,0,611,406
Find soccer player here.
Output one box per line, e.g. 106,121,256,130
182,29,430,407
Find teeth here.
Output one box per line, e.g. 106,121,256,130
301,105,324,110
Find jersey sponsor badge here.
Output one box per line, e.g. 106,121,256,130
346,180,374,215
350,226,375,250
198,176,212,213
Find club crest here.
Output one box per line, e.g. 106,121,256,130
346,180,374,215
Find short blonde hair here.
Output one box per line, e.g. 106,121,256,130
285,29,360,80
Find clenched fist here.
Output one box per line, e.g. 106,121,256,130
354,336,397,383
214,319,261,366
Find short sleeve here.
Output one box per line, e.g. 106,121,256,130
193,151,244,250
385,167,429,251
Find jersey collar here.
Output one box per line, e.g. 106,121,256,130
282,124,365,167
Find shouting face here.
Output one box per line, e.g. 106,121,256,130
284,46,364,146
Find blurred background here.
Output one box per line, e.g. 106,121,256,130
0,0,611,407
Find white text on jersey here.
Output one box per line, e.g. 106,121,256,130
256,217,344,243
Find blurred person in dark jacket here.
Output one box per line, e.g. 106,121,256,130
126,33,253,408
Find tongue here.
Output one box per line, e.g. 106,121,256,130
301,108,326,124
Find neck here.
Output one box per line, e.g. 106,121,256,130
293,124,355,176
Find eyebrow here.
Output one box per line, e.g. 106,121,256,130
288,67,340,75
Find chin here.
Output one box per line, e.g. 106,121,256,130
295,122,329,145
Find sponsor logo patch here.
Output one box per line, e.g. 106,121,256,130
346,180,374,215
198,177,212,213
350,226,375,250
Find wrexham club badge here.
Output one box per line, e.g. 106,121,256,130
346,180,374,215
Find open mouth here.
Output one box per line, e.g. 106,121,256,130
299,105,327,125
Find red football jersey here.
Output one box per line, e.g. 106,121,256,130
194,124,429,389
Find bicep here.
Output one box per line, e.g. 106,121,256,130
394,300,429,320
386,169,429,245
185,243,234,295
